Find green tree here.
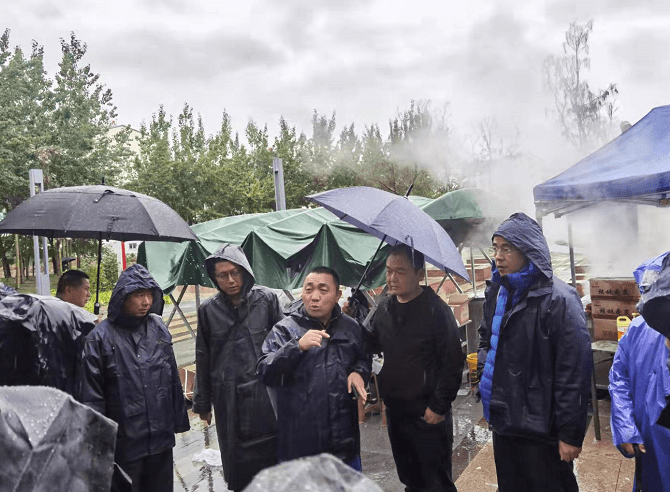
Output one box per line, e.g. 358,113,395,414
0,30,52,211
544,20,619,149
46,32,130,189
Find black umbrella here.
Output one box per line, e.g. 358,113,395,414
0,185,197,313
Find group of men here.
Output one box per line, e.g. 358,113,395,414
67,211,670,492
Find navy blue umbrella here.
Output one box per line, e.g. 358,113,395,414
307,186,470,283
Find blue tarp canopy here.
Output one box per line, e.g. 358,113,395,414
534,105,670,218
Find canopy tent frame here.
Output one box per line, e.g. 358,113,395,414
534,105,670,441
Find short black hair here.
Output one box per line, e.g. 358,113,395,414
56,270,89,295
307,266,340,287
388,244,425,271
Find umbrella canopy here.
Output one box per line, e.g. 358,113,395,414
307,186,470,281
0,185,197,242
0,185,197,313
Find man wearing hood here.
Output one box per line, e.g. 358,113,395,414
478,213,591,492
256,266,371,469
78,264,190,492
610,253,670,491
192,244,284,492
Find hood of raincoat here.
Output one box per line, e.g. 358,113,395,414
204,243,255,299
492,212,552,279
107,264,164,326
638,254,670,338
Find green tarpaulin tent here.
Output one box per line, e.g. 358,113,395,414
138,189,496,294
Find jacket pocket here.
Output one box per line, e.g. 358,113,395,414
236,379,277,442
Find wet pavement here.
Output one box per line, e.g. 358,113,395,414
172,384,490,491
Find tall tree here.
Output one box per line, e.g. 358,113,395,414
46,32,130,189
0,30,52,211
544,20,619,150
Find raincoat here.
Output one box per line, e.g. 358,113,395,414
256,301,371,464
610,255,670,491
77,264,189,465
477,213,592,447
610,317,670,491
0,294,96,394
192,244,284,491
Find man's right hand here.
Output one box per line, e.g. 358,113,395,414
621,442,646,456
199,412,212,425
299,329,330,351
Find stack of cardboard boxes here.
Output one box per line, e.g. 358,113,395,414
589,277,640,340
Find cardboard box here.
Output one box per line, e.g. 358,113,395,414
589,277,640,300
466,265,492,282
593,317,618,341
448,294,470,325
178,366,196,400
591,298,639,319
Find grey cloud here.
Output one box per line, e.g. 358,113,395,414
609,28,670,82
545,0,669,24
99,28,286,81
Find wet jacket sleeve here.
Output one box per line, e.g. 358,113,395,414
77,337,106,415
477,296,492,381
256,324,304,387
192,308,212,415
609,333,643,456
348,326,372,385
550,292,592,448
365,309,383,355
429,305,465,416
167,333,190,433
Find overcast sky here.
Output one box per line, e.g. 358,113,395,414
4,0,670,162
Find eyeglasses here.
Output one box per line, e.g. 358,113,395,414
488,245,518,257
215,270,242,281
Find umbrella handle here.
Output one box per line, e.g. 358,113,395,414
94,236,102,315
353,235,387,296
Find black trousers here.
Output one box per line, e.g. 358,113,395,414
492,432,579,492
386,410,457,492
120,448,174,492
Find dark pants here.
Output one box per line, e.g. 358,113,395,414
386,410,457,492
120,448,174,492
492,432,578,492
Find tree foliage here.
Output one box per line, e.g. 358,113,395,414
544,20,619,150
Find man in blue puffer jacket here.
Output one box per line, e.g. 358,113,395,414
477,213,591,492
257,266,371,469
78,264,190,492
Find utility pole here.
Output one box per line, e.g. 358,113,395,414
273,157,286,211
29,169,50,295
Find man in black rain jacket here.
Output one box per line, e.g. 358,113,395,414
192,244,284,492
257,266,371,469
364,244,463,492
78,264,190,492
477,213,591,492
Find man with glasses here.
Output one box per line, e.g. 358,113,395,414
192,244,284,492
478,213,591,492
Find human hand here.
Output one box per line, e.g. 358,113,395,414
347,372,367,403
199,412,212,425
342,298,354,317
621,442,646,456
299,329,330,351
558,440,582,461
423,407,445,424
